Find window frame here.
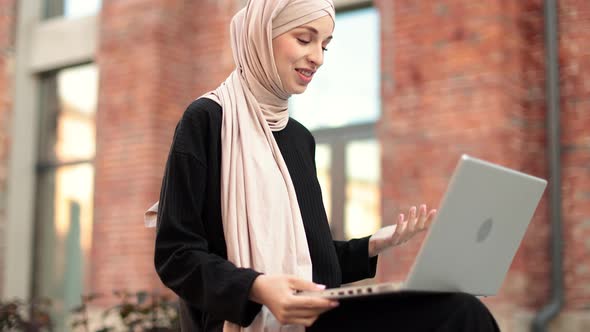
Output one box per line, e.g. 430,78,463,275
314,123,377,240
308,3,381,240
30,64,98,329
43,0,102,20
35,66,96,173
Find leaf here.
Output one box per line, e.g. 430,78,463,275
82,293,102,302
136,291,149,305
128,318,143,326
102,304,122,318
95,327,115,332
139,307,152,315
71,319,85,328
70,304,86,313
119,304,135,319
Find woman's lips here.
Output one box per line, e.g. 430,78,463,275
295,69,313,84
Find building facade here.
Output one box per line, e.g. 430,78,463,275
1,0,589,331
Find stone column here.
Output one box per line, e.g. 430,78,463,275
92,0,238,303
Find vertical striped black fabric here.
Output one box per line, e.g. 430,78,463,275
272,121,343,287
155,98,377,331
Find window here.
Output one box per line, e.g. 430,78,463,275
33,63,98,329
44,0,102,19
291,6,381,240
345,140,381,239
290,6,380,130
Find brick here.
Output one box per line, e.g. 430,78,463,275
0,0,588,328
376,0,590,327
91,0,239,305
0,0,16,299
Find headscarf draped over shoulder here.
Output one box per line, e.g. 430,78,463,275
145,1,335,331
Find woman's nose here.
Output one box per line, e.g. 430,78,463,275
307,46,324,67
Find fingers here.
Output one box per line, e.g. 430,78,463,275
287,315,320,327
290,277,325,292
284,296,337,326
279,294,336,327
417,204,428,229
261,275,339,327
391,213,405,245
408,206,418,233
424,208,437,229
409,205,417,221
392,205,435,246
275,308,321,328
409,204,437,232
288,277,338,308
371,204,438,251
289,299,339,317
289,293,338,310
398,206,417,244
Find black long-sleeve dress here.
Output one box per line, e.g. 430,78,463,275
154,98,378,331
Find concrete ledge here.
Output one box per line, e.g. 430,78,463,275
29,15,97,72
334,0,373,10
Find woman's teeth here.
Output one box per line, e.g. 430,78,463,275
297,69,312,77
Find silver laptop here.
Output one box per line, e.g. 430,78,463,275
301,154,547,299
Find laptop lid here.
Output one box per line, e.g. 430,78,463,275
404,154,547,296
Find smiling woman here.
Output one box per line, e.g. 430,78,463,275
147,1,500,331
272,18,334,94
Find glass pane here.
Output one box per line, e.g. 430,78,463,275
34,163,95,330
290,7,380,130
39,64,98,163
65,0,102,18
315,144,332,223
344,140,381,239
45,0,102,19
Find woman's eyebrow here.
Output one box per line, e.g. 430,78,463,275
298,26,333,41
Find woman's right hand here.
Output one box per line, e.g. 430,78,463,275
249,274,339,327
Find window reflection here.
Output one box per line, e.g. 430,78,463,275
290,6,382,240
315,144,332,223
35,163,95,330
345,140,381,239
35,63,98,330
38,64,97,163
44,0,102,19
290,7,380,130
56,65,97,161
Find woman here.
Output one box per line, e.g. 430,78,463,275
148,0,500,331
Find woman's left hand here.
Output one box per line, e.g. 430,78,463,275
368,204,437,257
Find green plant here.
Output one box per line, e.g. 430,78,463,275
0,298,53,332
70,294,101,332
70,291,179,332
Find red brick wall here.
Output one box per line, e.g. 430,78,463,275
560,0,590,310
0,0,17,298
92,0,238,304
89,0,590,328
375,0,590,329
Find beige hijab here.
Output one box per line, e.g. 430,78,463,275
145,0,335,330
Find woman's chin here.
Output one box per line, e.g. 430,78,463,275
289,85,308,95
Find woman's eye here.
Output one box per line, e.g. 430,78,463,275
296,37,327,51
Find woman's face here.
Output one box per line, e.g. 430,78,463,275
272,15,334,95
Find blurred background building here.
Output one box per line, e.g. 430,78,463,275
0,0,589,331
